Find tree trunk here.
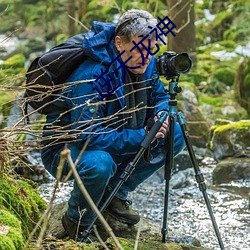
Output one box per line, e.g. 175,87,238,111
78,0,88,20
67,0,77,36
167,0,196,62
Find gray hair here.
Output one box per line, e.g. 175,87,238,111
115,9,157,43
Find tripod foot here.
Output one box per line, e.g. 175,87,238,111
161,227,168,243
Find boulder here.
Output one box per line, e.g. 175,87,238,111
179,100,211,148
43,202,211,250
209,120,250,160
213,157,250,184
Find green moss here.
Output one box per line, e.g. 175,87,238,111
0,235,16,250
106,237,208,250
0,209,24,249
1,54,25,69
213,120,250,133
0,54,26,86
7,228,24,249
217,40,237,51
199,91,248,122
199,95,224,107
213,67,235,86
209,120,250,150
0,209,21,229
0,175,46,239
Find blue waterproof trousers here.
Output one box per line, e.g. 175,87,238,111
41,122,185,226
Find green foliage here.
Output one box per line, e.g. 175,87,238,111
0,54,26,85
199,90,248,121
199,95,224,107
197,0,250,46
213,67,235,86
1,54,25,69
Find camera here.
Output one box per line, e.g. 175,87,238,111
156,51,192,79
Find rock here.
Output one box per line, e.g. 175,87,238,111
213,157,250,184
209,120,250,160
181,89,199,105
170,168,193,189
44,202,211,250
179,100,211,148
221,105,237,116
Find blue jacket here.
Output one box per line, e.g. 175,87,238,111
44,21,170,156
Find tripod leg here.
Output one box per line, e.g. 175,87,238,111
81,112,168,240
162,114,175,243
177,112,225,250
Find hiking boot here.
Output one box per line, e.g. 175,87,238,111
61,213,97,243
105,196,140,225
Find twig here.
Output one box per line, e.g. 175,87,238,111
93,225,110,250
61,148,124,250
134,220,142,250
22,154,65,249
68,14,90,31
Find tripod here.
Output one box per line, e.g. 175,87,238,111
81,111,169,241
82,77,225,250
162,77,225,249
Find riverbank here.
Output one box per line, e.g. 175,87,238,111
38,155,250,250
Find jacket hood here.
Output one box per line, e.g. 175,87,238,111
82,21,116,64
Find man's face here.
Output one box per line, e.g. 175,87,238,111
115,35,157,75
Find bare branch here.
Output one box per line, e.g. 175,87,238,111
63,148,124,250
68,14,90,32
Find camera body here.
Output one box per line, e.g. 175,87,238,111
156,51,192,79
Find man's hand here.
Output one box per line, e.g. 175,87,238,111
154,111,169,139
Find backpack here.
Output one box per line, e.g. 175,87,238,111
24,34,87,115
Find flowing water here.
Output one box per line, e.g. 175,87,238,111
2,32,249,249
38,156,250,250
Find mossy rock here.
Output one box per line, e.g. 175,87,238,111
209,120,250,160
106,237,210,250
213,157,250,184
0,174,47,239
28,237,211,250
44,202,211,250
0,209,24,250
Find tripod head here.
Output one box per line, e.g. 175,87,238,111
168,76,182,100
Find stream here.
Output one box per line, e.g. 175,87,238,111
38,155,250,250
1,33,249,250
